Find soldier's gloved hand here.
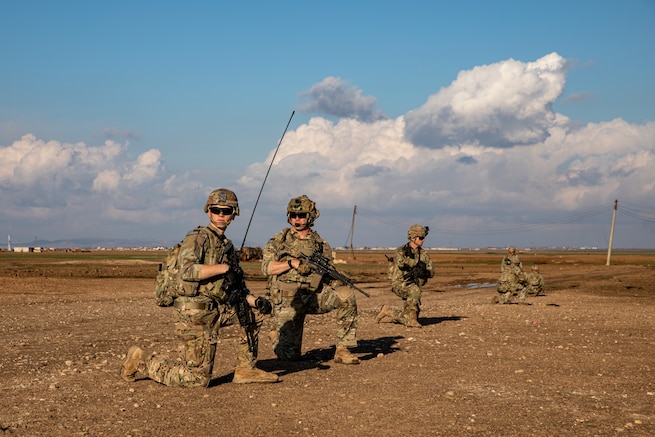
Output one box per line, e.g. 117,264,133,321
296,259,313,276
415,261,428,279
223,270,240,291
255,296,272,315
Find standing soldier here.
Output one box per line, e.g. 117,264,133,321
262,195,360,364
120,188,279,387
495,246,527,304
501,246,523,273
375,225,434,328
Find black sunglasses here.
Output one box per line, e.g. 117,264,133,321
209,206,233,215
289,212,308,219
416,236,425,240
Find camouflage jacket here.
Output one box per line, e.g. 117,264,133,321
178,225,233,302
262,227,334,286
389,243,435,286
501,254,523,272
526,271,544,288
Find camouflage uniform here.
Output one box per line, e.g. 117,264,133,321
501,247,523,273
525,265,544,296
496,246,527,304
262,227,358,360
144,227,264,387
121,188,276,387
380,226,434,326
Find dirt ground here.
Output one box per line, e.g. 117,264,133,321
1,250,654,436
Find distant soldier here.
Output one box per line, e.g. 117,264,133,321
495,246,527,304
501,246,523,273
375,225,434,327
525,265,544,296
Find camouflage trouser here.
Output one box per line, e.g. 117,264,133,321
388,282,422,324
144,297,263,387
526,284,543,296
271,283,358,361
497,281,527,304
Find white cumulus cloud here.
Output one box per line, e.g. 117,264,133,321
3,53,654,249
237,54,654,248
405,52,568,149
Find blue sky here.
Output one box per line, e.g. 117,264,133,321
1,0,654,249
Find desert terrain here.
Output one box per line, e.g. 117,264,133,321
1,249,653,436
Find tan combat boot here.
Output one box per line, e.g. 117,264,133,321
406,310,422,328
375,304,393,323
233,365,279,384
120,346,146,382
333,346,360,364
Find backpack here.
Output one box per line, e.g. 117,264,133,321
154,242,184,307
154,227,206,307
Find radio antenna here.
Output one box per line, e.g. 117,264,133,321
240,110,295,251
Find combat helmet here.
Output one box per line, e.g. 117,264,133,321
408,224,429,240
204,188,240,216
287,195,320,225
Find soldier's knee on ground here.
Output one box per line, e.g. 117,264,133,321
334,285,357,306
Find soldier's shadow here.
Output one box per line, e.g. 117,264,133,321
420,315,466,326
351,335,403,361
209,373,235,387
254,335,403,377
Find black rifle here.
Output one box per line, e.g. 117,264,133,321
402,260,429,286
221,243,254,322
221,242,272,353
400,245,430,286
298,251,371,298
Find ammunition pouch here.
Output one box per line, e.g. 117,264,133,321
309,273,324,290
178,280,200,297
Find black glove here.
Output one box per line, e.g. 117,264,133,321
222,270,239,292
255,296,272,315
415,261,428,279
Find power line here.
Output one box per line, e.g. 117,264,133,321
618,204,655,224
357,205,609,236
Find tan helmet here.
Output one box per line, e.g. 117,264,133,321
531,264,539,271
508,246,516,254
408,224,428,240
287,194,320,224
204,188,240,215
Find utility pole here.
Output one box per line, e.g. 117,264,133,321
349,205,357,259
606,199,618,266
